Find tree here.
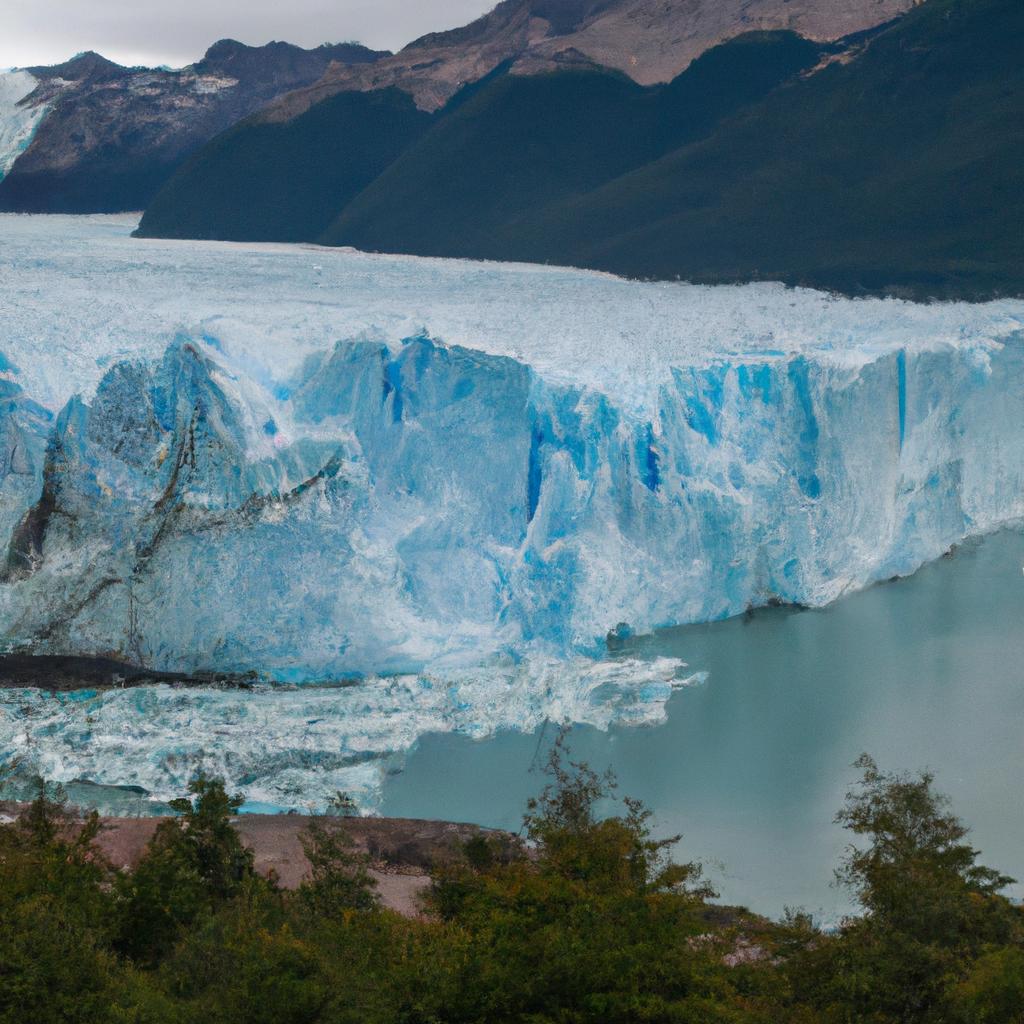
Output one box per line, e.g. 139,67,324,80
789,754,1023,1024
115,774,257,964
523,731,715,900
835,754,1015,947
425,733,735,1023
0,781,122,1024
297,817,378,915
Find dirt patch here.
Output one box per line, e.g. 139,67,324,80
2,807,515,918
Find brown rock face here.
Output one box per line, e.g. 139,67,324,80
0,41,390,212
2,1,916,210
261,2,552,121
262,0,917,119
528,0,919,85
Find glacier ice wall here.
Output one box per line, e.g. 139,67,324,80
0,71,46,179
2,215,1024,808
4,329,1024,676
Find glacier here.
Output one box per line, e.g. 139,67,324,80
0,71,46,179
2,214,1024,809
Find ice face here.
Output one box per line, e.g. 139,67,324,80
0,72,46,179
1,215,1023,808
0,373,51,554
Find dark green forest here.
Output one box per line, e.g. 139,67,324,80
3,742,1022,1023
140,0,1024,302
136,87,433,243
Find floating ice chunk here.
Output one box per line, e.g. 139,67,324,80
0,654,699,811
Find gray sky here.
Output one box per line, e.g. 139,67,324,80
1,0,497,70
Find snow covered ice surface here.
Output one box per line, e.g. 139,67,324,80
2,214,1024,810
0,72,47,179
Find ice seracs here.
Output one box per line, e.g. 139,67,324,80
1,656,703,811
2,218,1023,673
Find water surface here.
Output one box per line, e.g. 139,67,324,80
381,529,1024,921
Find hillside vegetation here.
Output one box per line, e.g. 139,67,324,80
327,0,1022,299
136,88,432,243
140,0,1024,301
320,32,825,257
2,744,1023,1023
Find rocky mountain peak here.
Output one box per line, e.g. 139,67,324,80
264,0,916,117
29,50,126,82
195,38,388,82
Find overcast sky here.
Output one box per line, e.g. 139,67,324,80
1,0,497,70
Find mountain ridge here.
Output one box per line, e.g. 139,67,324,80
254,0,915,119
315,0,1021,300
0,38,389,213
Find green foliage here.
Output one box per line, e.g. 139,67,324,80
297,817,379,915
154,892,330,1024
507,0,1024,300
137,0,1024,301
137,88,433,243
0,781,121,1024
323,31,825,260
835,754,1015,946
948,947,1024,1024
1,754,1021,1023
787,754,1023,1024
0,779,112,931
425,735,738,1022
115,774,257,964
522,732,715,901
0,896,122,1024
331,0,1024,300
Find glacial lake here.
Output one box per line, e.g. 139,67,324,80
381,528,1024,922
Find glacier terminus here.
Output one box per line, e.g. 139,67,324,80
1,214,1023,809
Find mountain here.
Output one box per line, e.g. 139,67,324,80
0,40,388,213
136,87,432,242
133,0,914,242
259,0,914,117
522,0,920,85
503,0,1024,299
133,27,840,245
120,0,1024,301
2,0,917,217
323,0,1023,300
317,31,827,257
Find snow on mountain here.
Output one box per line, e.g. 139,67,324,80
0,42,389,213
1,214,1023,807
0,71,47,178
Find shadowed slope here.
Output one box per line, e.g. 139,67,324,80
322,31,825,256
137,87,431,242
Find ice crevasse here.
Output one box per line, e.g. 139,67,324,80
1,217,1024,806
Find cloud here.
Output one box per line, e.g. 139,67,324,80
0,0,495,70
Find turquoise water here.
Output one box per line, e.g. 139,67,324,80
381,529,1024,922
